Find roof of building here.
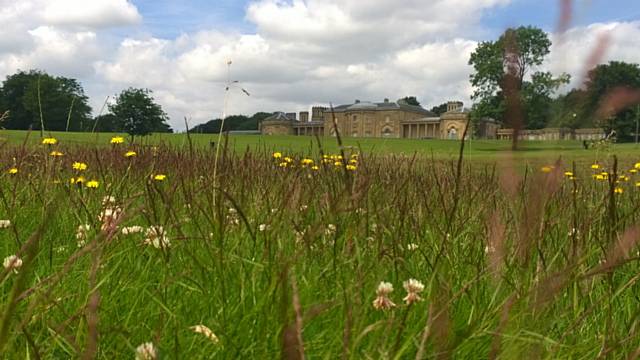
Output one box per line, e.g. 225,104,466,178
263,112,295,122
330,99,435,116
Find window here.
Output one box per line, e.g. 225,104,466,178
447,127,458,140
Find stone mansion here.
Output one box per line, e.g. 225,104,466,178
259,98,498,140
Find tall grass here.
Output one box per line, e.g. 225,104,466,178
0,140,639,358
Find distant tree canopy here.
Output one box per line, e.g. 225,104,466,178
468,26,569,137
0,70,92,131
430,103,449,116
191,112,272,133
108,88,172,137
401,96,421,106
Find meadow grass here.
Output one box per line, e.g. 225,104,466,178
1,134,640,358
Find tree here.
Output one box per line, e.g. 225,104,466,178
582,61,640,141
191,112,273,133
429,103,449,116
0,70,92,131
468,26,568,146
401,96,420,106
109,88,172,137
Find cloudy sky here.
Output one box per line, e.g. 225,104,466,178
1,0,640,130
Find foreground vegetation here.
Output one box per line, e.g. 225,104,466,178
1,136,640,358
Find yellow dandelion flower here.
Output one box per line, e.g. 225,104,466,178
564,171,574,177
594,174,605,181
125,151,137,158
42,137,58,145
630,169,638,174
110,136,125,144
311,165,319,171
8,168,18,175
278,162,288,168
49,151,64,157
619,175,630,182
614,187,624,194
635,162,640,170
301,158,314,166
86,180,99,188
541,166,553,173
349,159,358,165
272,152,282,159
636,182,640,187
591,163,600,170
334,161,343,167
72,162,88,171
346,164,357,171
284,157,293,163
70,176,85,185
153,174,167,181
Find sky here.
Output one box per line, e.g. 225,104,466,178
1,0,640,131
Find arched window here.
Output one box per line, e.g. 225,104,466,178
382,126,393,137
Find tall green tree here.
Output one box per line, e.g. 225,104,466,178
109,88,172,138
400,96,420,106
468,26,569,138
0,70,91,131
429,103,449,116
583,61,640,141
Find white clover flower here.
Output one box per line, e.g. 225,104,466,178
407,243,419,251
98,206,122,232
0,220,11,229
373,281,396,310
135,342,157,360
402,279,425,305
325,224,336,236
271,208,278,214
144,226,170,249
3,255,22,274
299,205,308,211
121,226,144,235
102,196,116,205
190,324,219,344
258,224,270,232
76,224,91,246
484,244,495,254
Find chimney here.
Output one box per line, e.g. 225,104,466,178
286,112,297,121
300,111,309,122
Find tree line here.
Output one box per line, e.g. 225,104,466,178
468,25,640,143
0,70,173,137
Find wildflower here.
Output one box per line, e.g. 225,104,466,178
484,244,495,254
284,157,294,163
301,158,314,166
346,164,357,171
125,151,137,158
42,137,57,145
258,224,270,232
407,243,419,251
630,169,638,174
278,162,288,168
636,182,640,187
8,168,18,175
144,226,170,249
614,187,624,194
540,166,553,173
121,226,144,235
72,162,88,171
102,196,116,205
334,161,343,167
273,152,282,159
3,255,22,274
99,206,123,232
49,151,64,157
153,174,167,182
0,220,10,228
76,224,91,247
70,176,86,185
349,159,358,165
86,180,99,189
635,162,640,170
564,171,574,177
190,325,219,344
619,175,630,182
311,165,319,171
135,342,157,360
325,224,336,236
372,281,396,310
591,163,600,170
402,279,425,305
110,136,125,144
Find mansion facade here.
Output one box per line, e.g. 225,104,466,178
259,99,499,140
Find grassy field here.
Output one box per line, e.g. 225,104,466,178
1,134,640,358
2,129,639,161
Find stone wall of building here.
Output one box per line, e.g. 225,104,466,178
323,109,426,138
260,121,294,135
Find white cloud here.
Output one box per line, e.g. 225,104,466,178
2,0,640,131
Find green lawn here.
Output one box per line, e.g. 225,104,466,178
1,129,638,161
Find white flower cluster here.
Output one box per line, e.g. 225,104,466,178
144,226,170,249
